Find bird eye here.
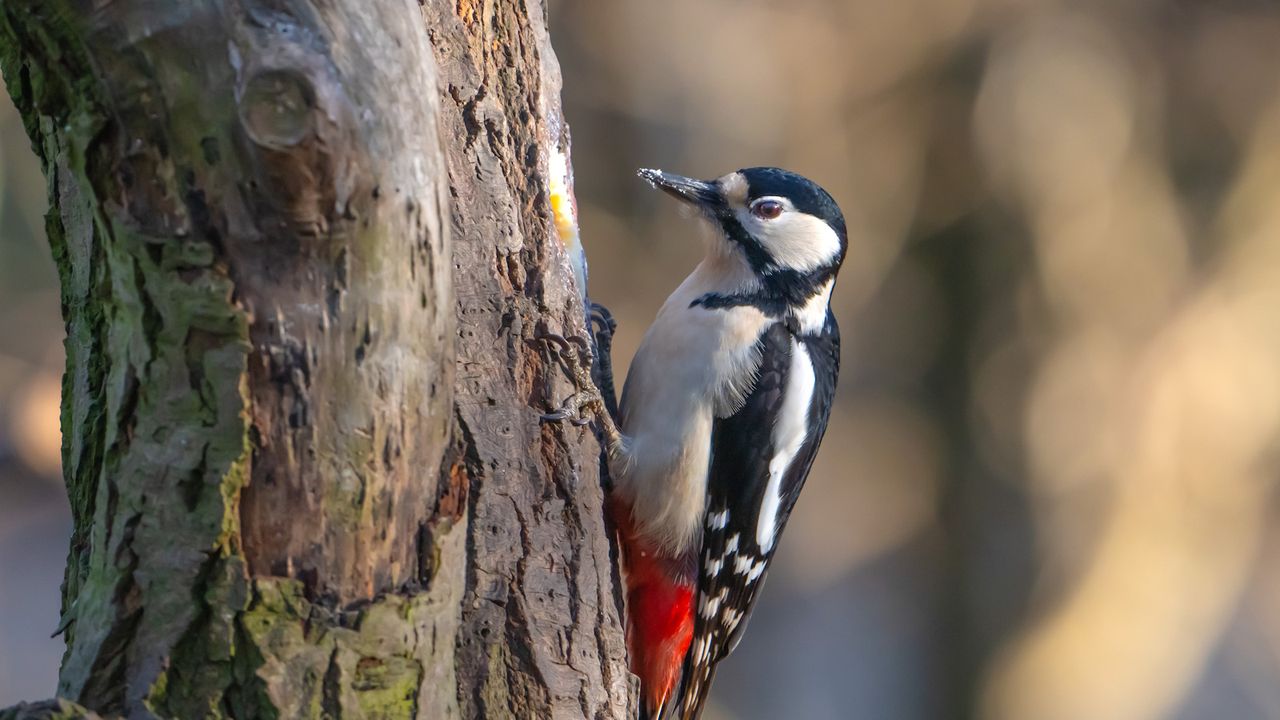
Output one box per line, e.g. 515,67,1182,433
750,199,784,220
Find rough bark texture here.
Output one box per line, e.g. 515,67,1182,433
423,3,633,718
0,1,630,718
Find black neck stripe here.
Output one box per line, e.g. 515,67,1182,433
690,265,836,325
717,216,773,274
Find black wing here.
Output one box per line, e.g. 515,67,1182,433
674,315,840,719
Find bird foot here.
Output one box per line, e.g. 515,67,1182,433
538,306,622,448
538,329,595,365
590,302,617,338
541,389,606,427
538,326,605,422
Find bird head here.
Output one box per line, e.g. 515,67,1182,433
638,167,846,307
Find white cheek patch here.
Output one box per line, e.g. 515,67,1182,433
736,209,842,273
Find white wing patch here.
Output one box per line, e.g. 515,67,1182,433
756,341,816,551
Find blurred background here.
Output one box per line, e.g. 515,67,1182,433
4,0,1280,717
0,65,73,704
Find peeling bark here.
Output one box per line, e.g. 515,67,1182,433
0,1,631,718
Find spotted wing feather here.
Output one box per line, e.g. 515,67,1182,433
674,315,840,719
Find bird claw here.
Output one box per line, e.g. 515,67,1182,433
540,389,605,427
537,304,622,450
537,327,594,363
590,302,617,337
538,323,604,427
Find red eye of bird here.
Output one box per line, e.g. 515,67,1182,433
751,199,784,220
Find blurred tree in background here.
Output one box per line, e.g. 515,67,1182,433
5,0,1280,719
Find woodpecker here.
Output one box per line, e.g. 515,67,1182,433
543,167,844,720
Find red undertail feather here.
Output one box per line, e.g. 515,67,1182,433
610,499,694,717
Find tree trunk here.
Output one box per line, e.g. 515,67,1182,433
0,1,631,718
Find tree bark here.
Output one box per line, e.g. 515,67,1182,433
0,1,631,718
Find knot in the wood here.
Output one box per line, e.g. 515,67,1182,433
239,69,314,149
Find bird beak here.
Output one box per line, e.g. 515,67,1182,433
638,168,722,210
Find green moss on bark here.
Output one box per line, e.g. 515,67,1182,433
239,522,465,720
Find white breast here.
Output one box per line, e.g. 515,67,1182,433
614,260,770,556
